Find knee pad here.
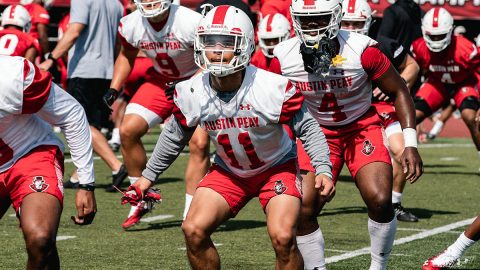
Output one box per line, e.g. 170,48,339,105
414,97,433,116
459,96,479,111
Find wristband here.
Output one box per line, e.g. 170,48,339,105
45,52,58,64
78,184,95,191
403,128,418,148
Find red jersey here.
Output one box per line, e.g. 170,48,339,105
0,28,39,57
22,3,50,40
251,49,281,73
411,35,480,84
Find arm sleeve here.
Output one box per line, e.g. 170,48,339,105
291,104,332,177
36,84,95,185
70,0,90,25
142,117,195,182
361,46,392,81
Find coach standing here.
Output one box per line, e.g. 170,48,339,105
39,0,127,188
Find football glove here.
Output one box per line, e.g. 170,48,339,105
120,185,162,206
103,88,119,110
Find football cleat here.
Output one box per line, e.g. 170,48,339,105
422,249,459,270
105,164,128,192
393,203,419,222
120,186,162,229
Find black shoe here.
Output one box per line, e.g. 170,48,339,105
393,203,419,222
426,133,437,140
105,165,128,192
63,180,79,189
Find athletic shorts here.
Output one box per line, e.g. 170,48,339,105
122,57,153,101
0,145,64,218
197,159,302,217
297,108,391,183
67,78,112,130
416,77,479,115
373,101,402,138
125,67,186,127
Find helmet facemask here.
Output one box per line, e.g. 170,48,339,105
134,0,171,18
340,17,371,35
259,36,288,58
423,29,452,52
195,30,253,77
291,4,342,48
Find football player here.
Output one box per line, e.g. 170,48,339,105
123,6,334,268
341,0,421,222
272,0,423,268
0,5,40,62
20,0,51,56
411,8,480,167
102,0,209,229
0,56,96,269
251,13,291,71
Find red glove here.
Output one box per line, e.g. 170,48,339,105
120,186,162,206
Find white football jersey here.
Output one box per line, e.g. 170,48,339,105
174,66,301,178
118,5,201,81
0,56,63,172
274,30,377,126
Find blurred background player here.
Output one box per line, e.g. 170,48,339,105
423,215,480,269
251,13,291,71
38,0,127,190
103,0,208,229
0,56,96,269
20,0,51,57
341,0,421,222
411,8,480,168
273,0,423,268
0,5,40,62
124,6,334,268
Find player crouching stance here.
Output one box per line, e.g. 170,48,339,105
0,56,96,269
122,5,334,269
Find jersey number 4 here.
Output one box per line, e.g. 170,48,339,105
217,132,265,170
318,93,347,122
0,139,13,166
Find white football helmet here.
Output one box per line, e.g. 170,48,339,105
257,13,291,58
422,7,454,52
134,0,171,18
290,0,343,47
194,5,255,77
1,5,32,33
341,0,373,35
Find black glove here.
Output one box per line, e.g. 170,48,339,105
165,80,183,101
300,37,336,75
103,88,119,109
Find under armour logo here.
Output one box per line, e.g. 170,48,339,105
239,104,252,110
332,69,345,75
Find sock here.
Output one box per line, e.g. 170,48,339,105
477,151,480,159
447,232,476,258
109,128,121,144
368,218,397,270
296,228,326,270
128,205,139,218
183,193,193,220
69,176,79,183
112,169,120,175
129,176,139,185
429,120,444,136
391,191,403,204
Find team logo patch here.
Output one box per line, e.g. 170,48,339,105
361,140,375,156
29,176,49,192
380,112,391,121
274,180,288,195
239,104,252,110
331,54,347,67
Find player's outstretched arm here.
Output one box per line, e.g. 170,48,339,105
36,83,97,224
142,117,195,183
291,104,335,201
375,65,423,183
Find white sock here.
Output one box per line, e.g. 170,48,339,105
112,169,119,175
109,128,121,144
447,232,476,258
368,218,397,270
392,191,403,204
69,176,79,183
128,205,139,217
477,151,480,159
429,120,444,136
296,228,326,270
183,193,193,220
129,176,139,185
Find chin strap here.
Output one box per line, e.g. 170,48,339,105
300,38,337,75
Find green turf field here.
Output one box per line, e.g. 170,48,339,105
1,131,479,269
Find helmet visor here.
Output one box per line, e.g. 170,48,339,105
200,34,239,49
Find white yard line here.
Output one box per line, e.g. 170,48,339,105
396,228,426,232
326,217,476,264
64,152,189,163
419,143,473,148
56,235,76,241
140,214,174,223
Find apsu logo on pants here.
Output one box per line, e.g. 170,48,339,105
29,176,49,192
274,180,288,195
361,140,375,156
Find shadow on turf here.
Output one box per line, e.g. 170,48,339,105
126,219,267,232
319,206,457,220
423,164,464,168
93,177,183,190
